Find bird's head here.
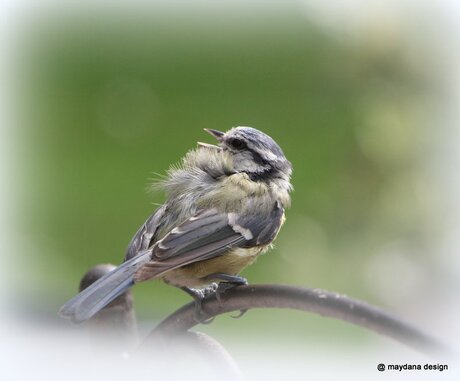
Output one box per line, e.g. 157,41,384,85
199,126,292,181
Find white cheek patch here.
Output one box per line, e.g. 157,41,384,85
228,213,253,240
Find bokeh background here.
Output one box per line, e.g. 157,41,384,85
3,0,460,379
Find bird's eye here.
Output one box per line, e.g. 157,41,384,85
228,138,247,150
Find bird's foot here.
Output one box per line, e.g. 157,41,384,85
182,275,249,323
211,275,248,301
204,274,249,318
203,282,219,296
181,285,217,324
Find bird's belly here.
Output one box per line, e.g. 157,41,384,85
162,247,264,288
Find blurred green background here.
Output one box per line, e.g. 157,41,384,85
14,3,448,348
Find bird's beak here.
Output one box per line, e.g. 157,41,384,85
204,128,225,142
198,129,225,150
197,141,222,150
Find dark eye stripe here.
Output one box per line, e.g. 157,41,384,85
228,138,247,150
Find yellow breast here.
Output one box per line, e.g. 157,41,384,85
162,246,265,288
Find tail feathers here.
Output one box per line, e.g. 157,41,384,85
59,250,152,323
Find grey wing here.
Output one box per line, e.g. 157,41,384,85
240,200,285,247
133,201,285,282
125,204,167,261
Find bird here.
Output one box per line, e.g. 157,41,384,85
59,126,293,323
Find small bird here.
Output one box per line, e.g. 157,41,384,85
59,127,292,323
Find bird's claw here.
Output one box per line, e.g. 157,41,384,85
215,277,248,303
183,285,217,324
182,277,248,323
203,282,218,296
193,302,215,324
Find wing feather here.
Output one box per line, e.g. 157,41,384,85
133,203,285,282
125,205,166,260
